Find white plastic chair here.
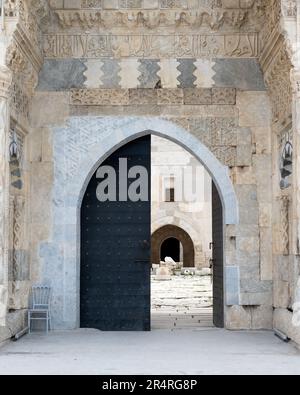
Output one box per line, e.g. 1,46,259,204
28,285,52,334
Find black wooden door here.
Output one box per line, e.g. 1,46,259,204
212,182,224,328
80,136,151,331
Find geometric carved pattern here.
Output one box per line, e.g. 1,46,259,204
70,88,236,106
71,88,129,105
280,195,290,256
9,195,25,281
260,1,293,125
189,117,239,167
264,47,293,124
54,117,134,180
58,114,241,182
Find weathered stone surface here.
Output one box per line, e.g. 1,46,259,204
184,88,212,105
239,259,260,280
210,117,238,146
100,59,121,88
227,305,272,330
157,89,183,105
158,59,180,88
226,266,240,306
252,127,271,155
235,185,258,224
274,308,300,346
212,88,236,105
240,292,273,306
188,118,211,147
129,89,157,104
231,166,256,185
177,59,197,88
260,227,273,281
83,59,103,88
30,92,70,127
237,92,271,127
6,309,27,337
138,59,160,88
236,144,253,167
240,279,272,294
274,279,290,308
226,306,251,330
253,155,272,203
213,59,266,91
211,146,236,167
251,306,273,329
71,89,129,105
119,59,140,88
37,60,87,91
194,59,215,88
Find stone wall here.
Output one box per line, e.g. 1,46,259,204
2,0,300,340
0,0,51,343
28,84,273,330
258,0,300,345
29,0,274,330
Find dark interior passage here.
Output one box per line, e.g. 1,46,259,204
160,237,180,262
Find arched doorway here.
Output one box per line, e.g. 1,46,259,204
160,238,181,263
53,117,239,331
152,225,195,268
80,134,226,330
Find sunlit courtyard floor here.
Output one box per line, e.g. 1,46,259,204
151,275,213,329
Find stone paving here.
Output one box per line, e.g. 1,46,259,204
0,329,299,375
151,275,213,329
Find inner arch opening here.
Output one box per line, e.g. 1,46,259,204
160,238,181,263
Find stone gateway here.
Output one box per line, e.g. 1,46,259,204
0,0,300,346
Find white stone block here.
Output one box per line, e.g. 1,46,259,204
158,59,180,89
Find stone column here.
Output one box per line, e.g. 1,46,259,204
0,65,11,328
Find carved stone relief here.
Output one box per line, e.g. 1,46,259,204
282,0,297,18
12,196,25,273
9,80,30,120
8,194,28,309
9,127,24,190
264,47,293,125
70,87,236,106
279,127,293,189
53,9,252,31
279,195,290,255
43,33,259,59
1,0,18,17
